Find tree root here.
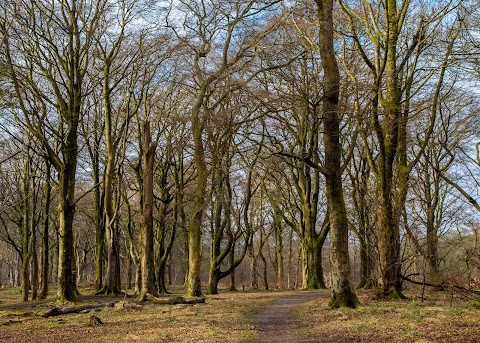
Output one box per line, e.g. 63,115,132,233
329,288,361,309
94,286,123,296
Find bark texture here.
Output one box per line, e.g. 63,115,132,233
139,121,157,300
316,0,358,308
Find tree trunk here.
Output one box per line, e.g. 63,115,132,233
287,229,293,289
39,159,51,299
155,156,176,295
94,161,104,292
21,159,31,302
259,245,269,290
186,93,208,297
426,210,439,282
103,218,121,294
228,247,236,291
249,241,259,290
301,229,325,289
424,157,441,283
30,214,39,300
29,172,39,299
126,253,132,290
175,154,188,286
139,121,157,300
156,224,172,295
206,159,250,295
57,165,79,302
316,0,358,308
167,254,172,286
375,0,405,299
100,66,122,295
274,216,284,290
125,194,141,295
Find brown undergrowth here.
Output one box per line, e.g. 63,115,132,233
0,286,276,343
296,287,480,343
1,286,479,342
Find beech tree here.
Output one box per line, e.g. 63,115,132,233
170,0,283,297
339,0,462,297
95,0,139,295
315,0,358,308
0,0,478,306
81,90,106,292
39,155,52,299
2,0,105,301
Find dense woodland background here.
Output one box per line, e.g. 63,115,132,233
0,0,479,307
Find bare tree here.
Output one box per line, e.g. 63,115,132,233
169,0,282,296
2,0,105,301
339,0,461,297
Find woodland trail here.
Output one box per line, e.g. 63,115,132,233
250,290,327,343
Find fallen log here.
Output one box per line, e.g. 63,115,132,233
42,302,115,318
401,275,480,295
144,293,206,305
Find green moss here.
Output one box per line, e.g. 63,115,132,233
469,301,480,309
329,288,361,309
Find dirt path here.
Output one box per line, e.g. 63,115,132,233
250,291,326,343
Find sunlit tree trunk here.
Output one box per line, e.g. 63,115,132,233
139,121,157,300
186,85,208,297
316,0,358,308
100,64,121,295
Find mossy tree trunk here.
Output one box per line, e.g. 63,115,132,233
3,0,104,302
258,229,269,291
274,52,328,290
300,217,327,290
339,0,455,298
297,157,327,290
186,109,207,297
316,0,358,308
375,0,403,297
57,150,79,302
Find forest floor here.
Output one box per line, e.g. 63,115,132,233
0,286,479,342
